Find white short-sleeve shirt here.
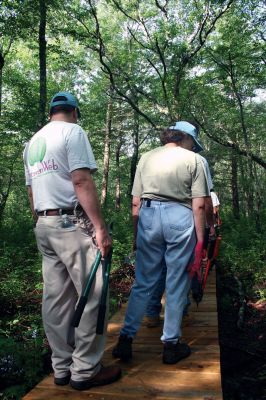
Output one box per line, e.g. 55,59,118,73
211,191,220,207
23,121,97,212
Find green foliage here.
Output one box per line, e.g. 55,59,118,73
108,297,120,318
220,214,266,300
0,216,46,399
104,205,133,268
0,335,48,400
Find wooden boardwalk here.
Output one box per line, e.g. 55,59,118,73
23,271,222,399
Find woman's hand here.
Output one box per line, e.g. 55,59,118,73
187,241,204,281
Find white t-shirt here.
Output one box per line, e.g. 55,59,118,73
211,191,220,207
23,121,97,212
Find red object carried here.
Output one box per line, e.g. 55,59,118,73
202,235,222,290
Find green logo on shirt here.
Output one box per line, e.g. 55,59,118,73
28,137,47,166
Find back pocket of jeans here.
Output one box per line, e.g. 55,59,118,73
164,206,192,231
139,207,155,230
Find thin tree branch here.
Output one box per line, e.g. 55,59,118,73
228,52,249,148
110,0,139,23
155,37,167,76
87,0,157,127
66,8,99,41
189,0,234,60
139,16,152,42
154,0,168,18
147,57,163,81
127,26,150,51
192,116,266,169
199,3,210,46
3,38,13,57
174,1,234,98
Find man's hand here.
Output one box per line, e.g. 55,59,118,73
187,241,204,281
95,227,112,258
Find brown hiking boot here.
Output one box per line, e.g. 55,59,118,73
70,365,121,391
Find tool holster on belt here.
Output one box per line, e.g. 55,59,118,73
74,202,96,239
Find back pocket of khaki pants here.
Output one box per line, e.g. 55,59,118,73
164,206,192,231
139,207,155,230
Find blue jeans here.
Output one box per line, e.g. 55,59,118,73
145,261,191,317
120,201,196,343
145,262,166,317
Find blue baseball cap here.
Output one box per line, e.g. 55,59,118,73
50,91,80,117
169,121,203,153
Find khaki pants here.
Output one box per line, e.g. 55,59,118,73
34,215,106,381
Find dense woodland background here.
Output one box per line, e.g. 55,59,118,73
0,0,265,399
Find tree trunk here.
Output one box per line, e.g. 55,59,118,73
0,51,4,117
38,0,47,129
101,91,113,207
115,137,123,211
129,109,139,194
0,192,8,224
0,156,17,224
253,164,262,233
246,160,254,217
228,54,254,213
0,67,2,117
231,151,240,219
238,158,254,218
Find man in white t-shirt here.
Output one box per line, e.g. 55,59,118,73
23,92,121,390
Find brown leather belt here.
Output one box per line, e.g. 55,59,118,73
37,209,74,216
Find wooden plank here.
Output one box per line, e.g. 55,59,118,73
106,338,220,354
107,324,219,334
106,335,220,347
103,342,221,356
101,356,221,374
26,372,222,399
106,337,220,346
23,386,222,400
108,309,219,327
133,338,219,346
23,269,222,400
